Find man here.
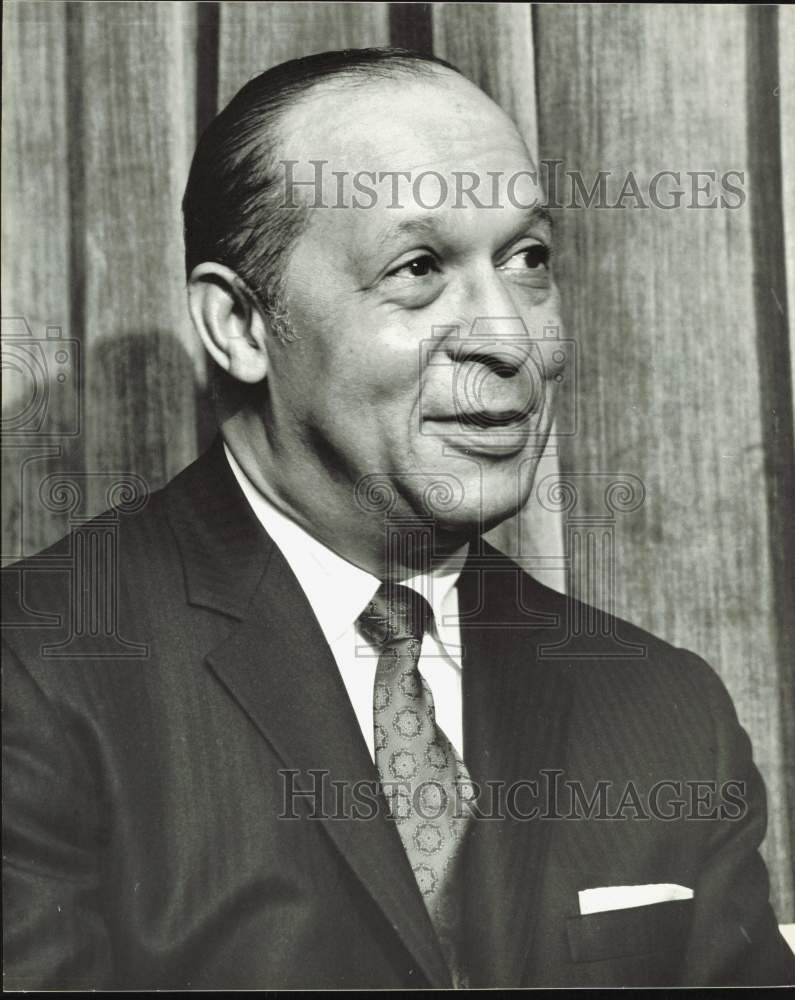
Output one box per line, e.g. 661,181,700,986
3,48,794,989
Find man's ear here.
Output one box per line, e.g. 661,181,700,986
187,262,269,384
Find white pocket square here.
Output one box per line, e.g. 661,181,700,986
578,883,693,915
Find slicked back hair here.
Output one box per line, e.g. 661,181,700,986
182,47,462,340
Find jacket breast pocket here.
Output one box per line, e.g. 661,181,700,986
566,898,694,965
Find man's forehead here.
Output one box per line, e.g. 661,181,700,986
278,69,536,178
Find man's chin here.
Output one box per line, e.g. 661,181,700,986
420,494,532,540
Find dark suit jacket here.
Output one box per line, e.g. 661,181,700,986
3,439,794,988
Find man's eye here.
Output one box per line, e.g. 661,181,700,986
501,243,551,271
387,254,439,279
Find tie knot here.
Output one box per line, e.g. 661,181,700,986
358,583,433,646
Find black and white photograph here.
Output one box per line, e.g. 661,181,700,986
2,0,794,989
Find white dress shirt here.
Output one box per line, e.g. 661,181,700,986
223,444,468,760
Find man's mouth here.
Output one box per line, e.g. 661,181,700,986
427,406,534,429
421,406,539,456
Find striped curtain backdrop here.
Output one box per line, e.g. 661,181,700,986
2,1,793,921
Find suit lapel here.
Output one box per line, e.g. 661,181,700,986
459,544,574,987
165,441,452,987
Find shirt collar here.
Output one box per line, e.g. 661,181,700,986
223,443,467,647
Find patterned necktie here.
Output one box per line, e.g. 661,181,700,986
358,582,475,985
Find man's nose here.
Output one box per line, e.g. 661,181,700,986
446,317,531,376
442,271,535,375
433,272,554,419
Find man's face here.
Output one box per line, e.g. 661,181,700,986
263,69,565,538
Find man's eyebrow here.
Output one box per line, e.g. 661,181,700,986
372,216,441,252
517,206,554,231
510,206,554,237
372,206,554,253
